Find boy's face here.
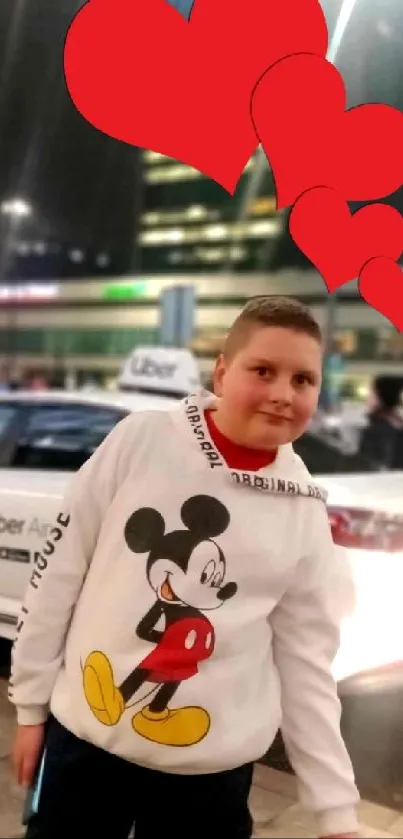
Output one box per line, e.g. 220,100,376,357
213,326,322,449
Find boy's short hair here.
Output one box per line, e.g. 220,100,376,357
223,295,323,359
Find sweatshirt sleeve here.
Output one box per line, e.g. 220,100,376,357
8,413,135,727
270,500,360,838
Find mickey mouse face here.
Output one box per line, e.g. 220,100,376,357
124,495,237,611
149,539,234,610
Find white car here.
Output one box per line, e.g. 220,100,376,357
0,345,201,637
0,350,402,706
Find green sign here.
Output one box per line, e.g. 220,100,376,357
103,282,147,301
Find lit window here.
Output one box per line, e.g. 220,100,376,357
145,164,203,183
15,242,30,256
187,205,207,220
167,228,185,242
141,227,185,244
69,249,84,263
142,206,219,227
248,196,277,216
167,251,183,264
139,218,280,246
203,224,228,241
245,219,280,237
143,151,166,164
142,212,160,225
96,252,110,268
195,247,226,262
229,245,246,260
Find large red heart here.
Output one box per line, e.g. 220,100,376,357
289,186,403,292
64,0,328,194
251,53,403,209
359,258,403,332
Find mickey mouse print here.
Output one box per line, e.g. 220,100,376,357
82,495,237,747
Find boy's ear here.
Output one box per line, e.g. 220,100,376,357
213,353,227,396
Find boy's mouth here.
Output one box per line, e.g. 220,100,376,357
261,412,291,425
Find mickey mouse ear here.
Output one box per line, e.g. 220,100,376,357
181,495,230,538
125,507,165,553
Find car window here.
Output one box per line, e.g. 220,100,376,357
11,404,129,471
0,404,22,467
0,405,18,437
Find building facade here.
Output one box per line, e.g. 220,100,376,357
0,272,401,394
139,150,282,275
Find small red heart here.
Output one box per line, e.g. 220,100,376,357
289,187,403,292
251,53,403,209
64,0,328,194
359,258,403,332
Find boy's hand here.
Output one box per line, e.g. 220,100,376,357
12,723,45,787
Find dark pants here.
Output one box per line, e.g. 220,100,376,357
25,717,254,839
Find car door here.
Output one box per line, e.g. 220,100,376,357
0,402,129,622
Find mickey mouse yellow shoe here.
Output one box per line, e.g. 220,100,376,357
83,651,125,726
132,705,210,746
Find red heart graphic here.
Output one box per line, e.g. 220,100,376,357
289,187,403,291
359,258,403,332
64,0,328,194
251,53,403,209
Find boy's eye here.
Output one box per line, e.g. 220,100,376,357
294,374,312,386
255,366,270,378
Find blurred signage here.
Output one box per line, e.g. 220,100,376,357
118,346,201,395
103,282,146,300
160,285,196,347
248,196,277,216
0,284,59,303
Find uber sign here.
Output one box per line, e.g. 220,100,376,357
118,346,200,396
0,516,24,535
130,356,177,379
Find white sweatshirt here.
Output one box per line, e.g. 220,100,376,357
9,390,359,836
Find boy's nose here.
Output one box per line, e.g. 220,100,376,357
266,381,293,406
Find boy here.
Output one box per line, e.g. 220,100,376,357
10,296,360,839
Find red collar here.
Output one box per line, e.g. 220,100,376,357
204,410,277,471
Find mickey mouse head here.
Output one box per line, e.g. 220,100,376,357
124,495,237,610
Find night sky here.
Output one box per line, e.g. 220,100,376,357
0,0,142,277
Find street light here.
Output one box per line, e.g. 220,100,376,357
323,0,360,353
1,198,33,219
0,198,34,380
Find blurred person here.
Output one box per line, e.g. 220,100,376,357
321,339,345,414
359,375,403,470
10,296,359,839
29,372,48,391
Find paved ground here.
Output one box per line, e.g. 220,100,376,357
2,638,403,839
